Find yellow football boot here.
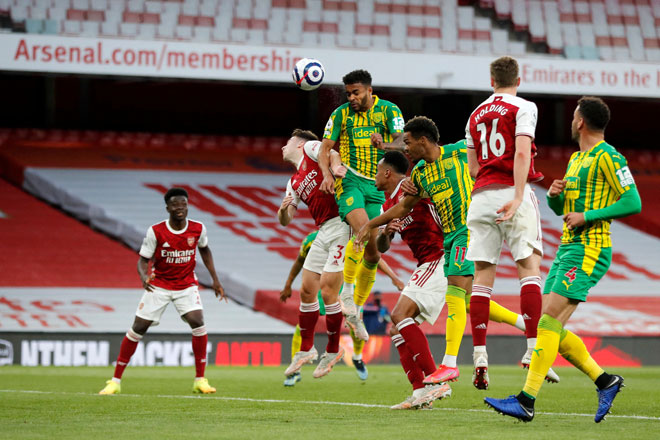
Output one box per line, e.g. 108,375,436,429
192,378,216,394
99,380,120,395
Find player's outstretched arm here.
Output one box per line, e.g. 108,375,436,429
497,135,532,223
371,132,405,152
277,195,297,226
137,256,154,292
377,256,405,291
329,149,346,178
318,138,337,194
280,254,306,302
198,246,226,301
355,195,419,249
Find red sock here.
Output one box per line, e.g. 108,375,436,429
299,301,320,352
392,334,424,390
396,318,436,376
192,326,208,378
324,302,343,353
113,330,142,379
520,276,542,339
470,285,492,347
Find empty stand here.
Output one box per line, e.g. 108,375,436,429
1,0,532,57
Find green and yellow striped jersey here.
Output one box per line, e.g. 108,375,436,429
410,140,473,234
299,230,318,259
559,141,636,247
323,95,404,180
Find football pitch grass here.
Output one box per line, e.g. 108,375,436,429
1,365,659,439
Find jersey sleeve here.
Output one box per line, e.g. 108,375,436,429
323,108,343,141
139,226,157,259
285,180,301,207
303,140,322,162
385,103,405,134
464,118,474,148
598,150,636,196
410,166,429,198
515,101,538,139
198,223,209,248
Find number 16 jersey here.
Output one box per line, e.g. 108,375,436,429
465,93,543,190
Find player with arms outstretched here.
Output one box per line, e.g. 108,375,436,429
465,56,545,389
278,129,350,379
99,187,225,395
485,97,641,422
318,69,405,342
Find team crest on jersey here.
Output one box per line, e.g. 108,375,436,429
346,197,354,206
373,112,384,124
581,157,594,168
443,158,454,170
187,236,196,247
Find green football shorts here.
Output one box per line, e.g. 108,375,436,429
543,243,612,302
334,170,385,222
443,226,475,277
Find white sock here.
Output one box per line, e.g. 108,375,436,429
474,345,487,354
527,338,537,350
515,315,526,332
342,283,354,298
352,353,362,361
111,377,121,384
442,355,457,368
413,387,426,398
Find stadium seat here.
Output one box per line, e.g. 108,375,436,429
81,20,100,36
137,22,156,40
119,22,138,37
25,18,43,33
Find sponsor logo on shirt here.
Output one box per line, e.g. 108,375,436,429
352,127,377,139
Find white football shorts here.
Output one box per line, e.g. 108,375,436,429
303,216,351,274
135,285,203,325
466,184,543,264
401,258,448,325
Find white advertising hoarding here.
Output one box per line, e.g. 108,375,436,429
1,34,660,98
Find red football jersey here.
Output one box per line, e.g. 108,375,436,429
465,93,543,190
139,219,208,290
382,181,444,266
286,140,340,227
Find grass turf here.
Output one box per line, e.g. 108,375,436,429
1,365,659,439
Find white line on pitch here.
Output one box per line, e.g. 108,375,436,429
1,389,658,421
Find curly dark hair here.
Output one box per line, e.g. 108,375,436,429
342,69,372,86
577,96,610,131
164,187,188,203
382,151,410,175
403,116,440,144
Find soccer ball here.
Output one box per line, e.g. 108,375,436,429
292,58,325,91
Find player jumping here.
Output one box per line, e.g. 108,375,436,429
278,129,350,379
